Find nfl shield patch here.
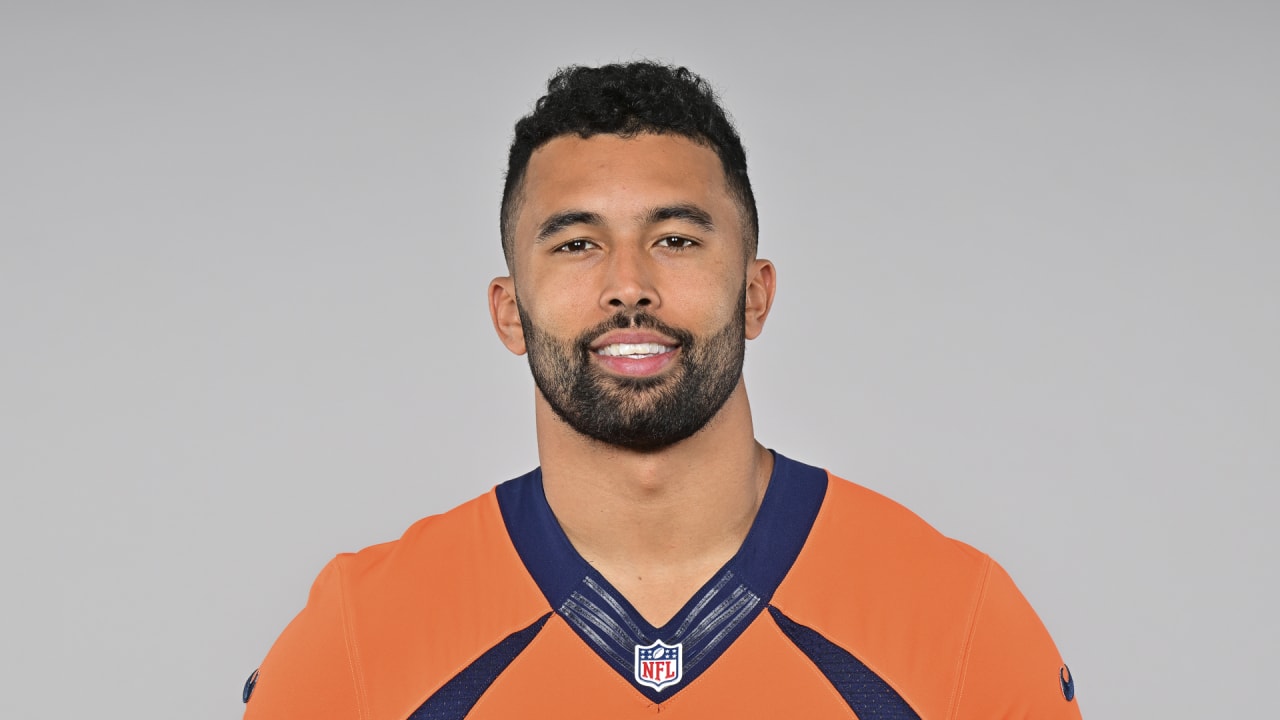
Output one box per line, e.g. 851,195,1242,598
634,640,683,691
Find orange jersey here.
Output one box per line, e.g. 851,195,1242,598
244,454,1081,719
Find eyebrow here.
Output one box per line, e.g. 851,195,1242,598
533,203,717,244
642,204,716,232
535,210,605,243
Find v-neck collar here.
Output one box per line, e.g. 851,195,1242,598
496,451,828,701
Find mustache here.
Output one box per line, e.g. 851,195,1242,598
574,312,695,355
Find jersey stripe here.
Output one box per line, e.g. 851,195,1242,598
768,607,921,719
408,613,551,720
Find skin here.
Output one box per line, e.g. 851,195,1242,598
489,133,777,625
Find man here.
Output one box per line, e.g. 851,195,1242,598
244,62,1081,719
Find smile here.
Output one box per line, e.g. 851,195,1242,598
595,343,675,359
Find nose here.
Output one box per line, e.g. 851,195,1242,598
599,244,660,312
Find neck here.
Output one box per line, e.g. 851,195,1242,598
535,380,772,624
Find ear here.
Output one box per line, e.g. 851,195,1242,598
488,276,527,355
744,259,776,340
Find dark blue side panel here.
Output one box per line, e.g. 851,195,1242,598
408,613,551,720
768,607,921,720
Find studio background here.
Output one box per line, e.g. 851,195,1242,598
2,2,1276,717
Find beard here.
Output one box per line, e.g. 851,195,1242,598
518,292,746,452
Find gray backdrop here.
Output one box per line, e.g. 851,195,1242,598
3,2,1276,717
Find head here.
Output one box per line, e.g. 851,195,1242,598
500,62,759,269
490,62,774,452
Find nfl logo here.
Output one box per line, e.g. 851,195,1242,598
634,640,683,691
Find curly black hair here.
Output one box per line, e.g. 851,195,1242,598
500,62,758,267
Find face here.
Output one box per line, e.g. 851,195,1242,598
491,133,774,451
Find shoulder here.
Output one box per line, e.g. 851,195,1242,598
768,471,988,589
774,469,992,636
772,471,992,717
805,472,989,571
334,489,521,590
247,486,552,720
772,469,1076,719
324,486,550,657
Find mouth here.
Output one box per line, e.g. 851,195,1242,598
589,334,681,377
594,342,676,359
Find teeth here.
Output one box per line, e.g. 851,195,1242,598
597,342,673,358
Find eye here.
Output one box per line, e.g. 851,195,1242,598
656,235,699,250
555,239,597,254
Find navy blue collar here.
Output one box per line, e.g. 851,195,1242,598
496,451,828,701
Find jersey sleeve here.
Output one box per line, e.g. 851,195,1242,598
951,559,1082,720
243,557,367,720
